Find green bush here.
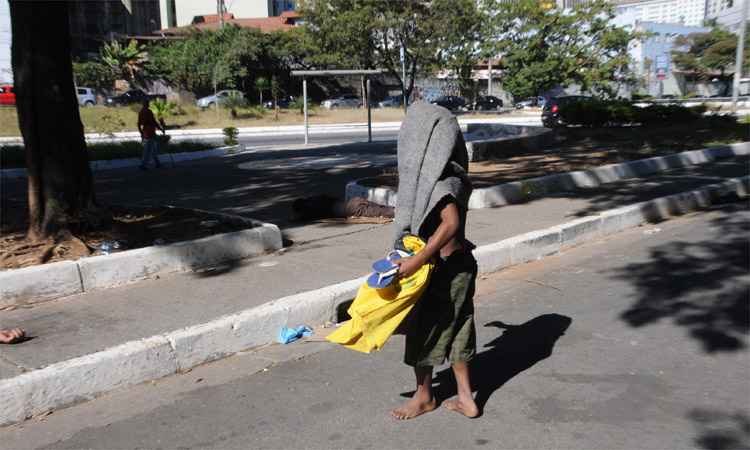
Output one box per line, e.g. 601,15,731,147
222,126,239,146
558,99,707,127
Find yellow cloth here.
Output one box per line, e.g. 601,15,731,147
326,236,434,353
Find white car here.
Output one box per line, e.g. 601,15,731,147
76,87,96,107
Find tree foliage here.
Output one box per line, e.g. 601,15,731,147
147,26,303,98
481,0,637,99
672,26,749,80
299,0,484,100
100,39,148,84
72,60,116,91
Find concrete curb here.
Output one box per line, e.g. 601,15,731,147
1,175,745,427
0,215,282,309
345,142,750,208
0,145,238,180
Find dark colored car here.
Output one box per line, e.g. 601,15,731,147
264,95,296,109
472,95,503,111
377,95,403,108
431,95,467,111
105,89,166,106
541,95,591,128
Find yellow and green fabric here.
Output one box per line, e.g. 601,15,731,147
326,235,434,353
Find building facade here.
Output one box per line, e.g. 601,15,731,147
629,21,711,96
705,0,748,32
159,0,294,29
613,0,707,27
69,0,161,59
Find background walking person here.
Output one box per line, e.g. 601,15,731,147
137,99,164,170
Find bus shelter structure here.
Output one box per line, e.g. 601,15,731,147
291,70,384,145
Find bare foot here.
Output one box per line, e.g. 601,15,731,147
390,396,437,420
444,396,479,418
0,328,25,344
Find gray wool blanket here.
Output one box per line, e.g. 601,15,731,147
393,101,472,242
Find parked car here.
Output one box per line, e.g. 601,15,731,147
264,95,295,109
76,87,97,107
472,95,504,111
321,94,362,109
377,95,403,108
0,84,15,106
105,89,166,106
430,95,467,111
196,90,245,109
515,96,546,109
541,95,591,128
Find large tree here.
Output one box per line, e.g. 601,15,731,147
299,0,483,101
148,26,266,96
481,0,637,99
10,0,99,241
672,26,750,96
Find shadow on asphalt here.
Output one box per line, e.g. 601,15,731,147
612,202,749,353
401,313,572,415
689,408,750,450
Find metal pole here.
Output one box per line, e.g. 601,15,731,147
401,46,407,113
303,77,308,145
488,59,492,96
218,0,224,28
732,0,749,113
366,78,372,143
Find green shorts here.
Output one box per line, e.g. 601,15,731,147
404,250,477,367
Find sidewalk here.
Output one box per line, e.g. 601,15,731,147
0,156,746,385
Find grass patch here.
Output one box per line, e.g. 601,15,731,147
0,140,211,169
0,104,505,137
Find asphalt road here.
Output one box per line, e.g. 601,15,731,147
175,128,399,149
3,201,747,450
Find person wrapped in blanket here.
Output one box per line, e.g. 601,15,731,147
291,195,394,221
389,101,479,420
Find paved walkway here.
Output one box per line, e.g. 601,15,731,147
0,156,745,381
1,202,747,450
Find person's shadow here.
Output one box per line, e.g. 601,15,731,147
402,313,572,416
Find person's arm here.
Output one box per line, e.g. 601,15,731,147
137,111,144,138
395,201,459,278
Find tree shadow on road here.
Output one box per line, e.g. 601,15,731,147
689,409,750,450
612,202,749,353
402,314,572,415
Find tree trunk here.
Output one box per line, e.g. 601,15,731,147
10,1,98,241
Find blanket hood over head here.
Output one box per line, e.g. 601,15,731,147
394,101,472,241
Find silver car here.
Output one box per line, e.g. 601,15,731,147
321,94,362,109
196,90,245,109
76,87,96,106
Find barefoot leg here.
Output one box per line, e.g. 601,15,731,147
444,362,479,418
390,366,437,420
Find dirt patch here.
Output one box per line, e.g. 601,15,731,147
0,204,254,270
361,121,748,189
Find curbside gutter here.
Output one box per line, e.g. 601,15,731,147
345,142,750,208
0,175,746,427
0,217,282,309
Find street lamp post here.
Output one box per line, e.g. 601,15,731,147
731,0,749,113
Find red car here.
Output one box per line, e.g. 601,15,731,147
0,84,15,106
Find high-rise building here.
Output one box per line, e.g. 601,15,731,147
68,0,161,59
612,0,707,27
705,0,748,32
